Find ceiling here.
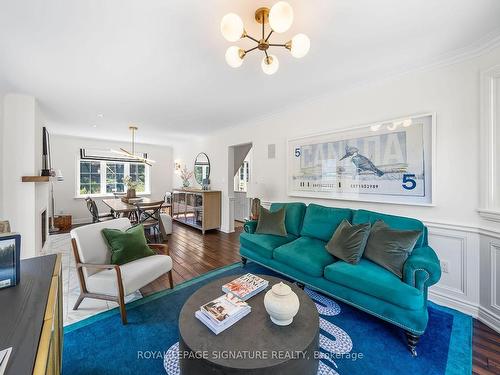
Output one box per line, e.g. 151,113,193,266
1,0,500,145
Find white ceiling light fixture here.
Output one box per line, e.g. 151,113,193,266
221,2,310,75
111,126,156,166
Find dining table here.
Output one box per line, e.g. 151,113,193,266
102,197,171,216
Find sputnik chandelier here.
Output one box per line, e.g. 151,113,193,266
220,2,310,75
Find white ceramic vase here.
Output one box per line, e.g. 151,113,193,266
264,282,300,326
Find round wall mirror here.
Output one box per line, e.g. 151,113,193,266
194,152,210,185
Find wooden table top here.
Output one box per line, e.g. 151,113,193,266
102,198,170,213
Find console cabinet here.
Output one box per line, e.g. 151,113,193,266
172,188,221,234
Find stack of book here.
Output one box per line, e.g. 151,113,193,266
195,293,251,335
195,273,269,334
222,273,269,301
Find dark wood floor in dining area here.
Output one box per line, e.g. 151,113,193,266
143,222,500,374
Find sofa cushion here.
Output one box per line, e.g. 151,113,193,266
270,202,307,236
240,232,297,259
300,204,353,242
364,220,422,278
102,224,155,265
325,219,371,264
273,236,335,277
86,255,172,296
352,209,426,248
256,206,287,236
324,259,423,310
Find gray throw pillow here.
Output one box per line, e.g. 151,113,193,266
255,206,287,237
325,219,371,264
364,220,421,278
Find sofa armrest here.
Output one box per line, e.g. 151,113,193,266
403,246,441,291
243,220,258,234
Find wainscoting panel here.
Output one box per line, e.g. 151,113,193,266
491,243,500,311
427,228,468,296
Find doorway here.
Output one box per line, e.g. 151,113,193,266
227,142,253,233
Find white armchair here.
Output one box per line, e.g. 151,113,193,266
70,218,173,324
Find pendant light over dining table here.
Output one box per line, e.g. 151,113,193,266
221,1,310,75
110,126,156,166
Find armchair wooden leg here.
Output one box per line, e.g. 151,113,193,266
118,293,127,325
168,270,174,289
73,294,85,310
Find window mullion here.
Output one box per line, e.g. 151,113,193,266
101,161,106,195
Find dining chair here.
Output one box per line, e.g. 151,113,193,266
162,191,173,216
135,200,164,242
70,218,173,324
85,197,115,223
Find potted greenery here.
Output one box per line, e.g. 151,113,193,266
180,166,194,188
124,176,139,198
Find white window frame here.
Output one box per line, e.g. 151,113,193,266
479,64,500,222
75,159,151,198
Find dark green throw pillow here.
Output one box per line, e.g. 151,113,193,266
364,220,421,278
255,206,287,237
325,219,371,264
102,224,155,265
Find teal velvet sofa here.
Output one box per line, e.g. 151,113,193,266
240,202,441,356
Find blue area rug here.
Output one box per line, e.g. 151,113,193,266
63,262,472,375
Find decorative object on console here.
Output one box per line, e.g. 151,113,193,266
110,126,156,166
221,2,310,74
0,233,21,289
179,166,194,188
264,281,300,326
287,113,435,205
0,221,10,234
49,169,64,233
194,152,210,187
41,126,52,176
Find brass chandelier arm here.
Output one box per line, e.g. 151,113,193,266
265,30,274,42
244,34,260,43
245,46,259,54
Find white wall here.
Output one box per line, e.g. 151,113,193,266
1,94,49,258
173,46,500,331
0,92,4,217
51,134,173,224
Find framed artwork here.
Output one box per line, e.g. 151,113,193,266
287,113,435,206
0,233,21,289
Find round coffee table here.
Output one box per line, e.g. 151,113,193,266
178,275,319,375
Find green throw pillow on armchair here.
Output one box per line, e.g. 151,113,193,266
325,219,371,264
102,224,155,265
363,220,421,278
255,206,287,237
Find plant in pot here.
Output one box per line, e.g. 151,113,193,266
180,166,194,188
124,176,139,198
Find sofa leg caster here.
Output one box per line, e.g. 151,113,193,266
241,257,247,266
405,331,419,357
296,282,305,290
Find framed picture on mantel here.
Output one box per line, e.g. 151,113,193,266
287,113,435,206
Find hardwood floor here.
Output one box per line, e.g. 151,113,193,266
139,222,242,295
473,320,500,374
141,221,500,372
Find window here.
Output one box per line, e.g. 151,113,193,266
77,160,150,197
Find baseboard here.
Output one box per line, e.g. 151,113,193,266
430,290,500,333
478,306,500,333
429,290,479,317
